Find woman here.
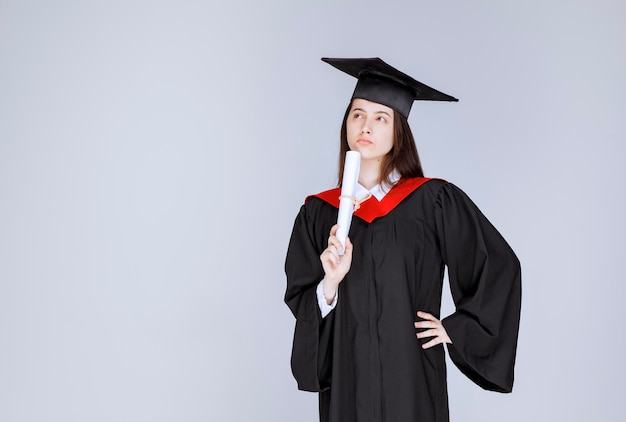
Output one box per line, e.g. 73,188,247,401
285,57,521,422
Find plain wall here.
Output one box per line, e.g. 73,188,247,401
1,1,625,420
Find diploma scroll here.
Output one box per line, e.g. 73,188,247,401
336,151,361,255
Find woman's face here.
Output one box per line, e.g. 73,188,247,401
346,98,394,163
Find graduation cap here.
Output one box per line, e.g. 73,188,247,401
322,57,458,118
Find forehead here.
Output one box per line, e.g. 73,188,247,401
351,98,394,115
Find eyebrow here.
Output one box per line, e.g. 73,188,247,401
351,107,392,117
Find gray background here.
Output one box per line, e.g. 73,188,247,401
1,0,625,421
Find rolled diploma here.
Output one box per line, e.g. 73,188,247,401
336,151,361,255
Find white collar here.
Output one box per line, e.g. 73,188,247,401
354,169,401,202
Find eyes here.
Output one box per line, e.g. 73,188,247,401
352,112,389,123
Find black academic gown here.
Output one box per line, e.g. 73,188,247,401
284,178,521,422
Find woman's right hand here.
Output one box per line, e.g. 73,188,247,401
320,224,353,305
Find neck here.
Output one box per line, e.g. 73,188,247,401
358,158,384,190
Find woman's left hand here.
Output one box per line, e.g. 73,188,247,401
414,311,452,349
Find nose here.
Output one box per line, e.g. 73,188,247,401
360,119,371,134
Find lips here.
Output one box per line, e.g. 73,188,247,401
356,138,373,145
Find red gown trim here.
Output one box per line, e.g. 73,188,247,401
307,177,434,223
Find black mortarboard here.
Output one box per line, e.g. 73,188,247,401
322,57,458,118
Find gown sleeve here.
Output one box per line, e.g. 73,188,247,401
284,204,334,392
435,183,522,393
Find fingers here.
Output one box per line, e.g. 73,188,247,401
420,337,443,349
321,245,340,267
415,310,451,349
322,240,351,268
343,236,353,255
415,328,439,339
320,225,354,284
414,312,441,331
321,229,348,276
414,320,439,330
327,225,343,251
414,320,441,340
415,327,445,349
417,311,436,321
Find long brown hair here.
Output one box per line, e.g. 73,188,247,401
337,101,424,187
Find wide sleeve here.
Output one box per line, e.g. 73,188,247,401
435,183,522,393
284,204,334,392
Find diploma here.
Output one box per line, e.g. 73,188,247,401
336,151,361,255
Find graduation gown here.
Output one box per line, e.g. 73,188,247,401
284,178,521,422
